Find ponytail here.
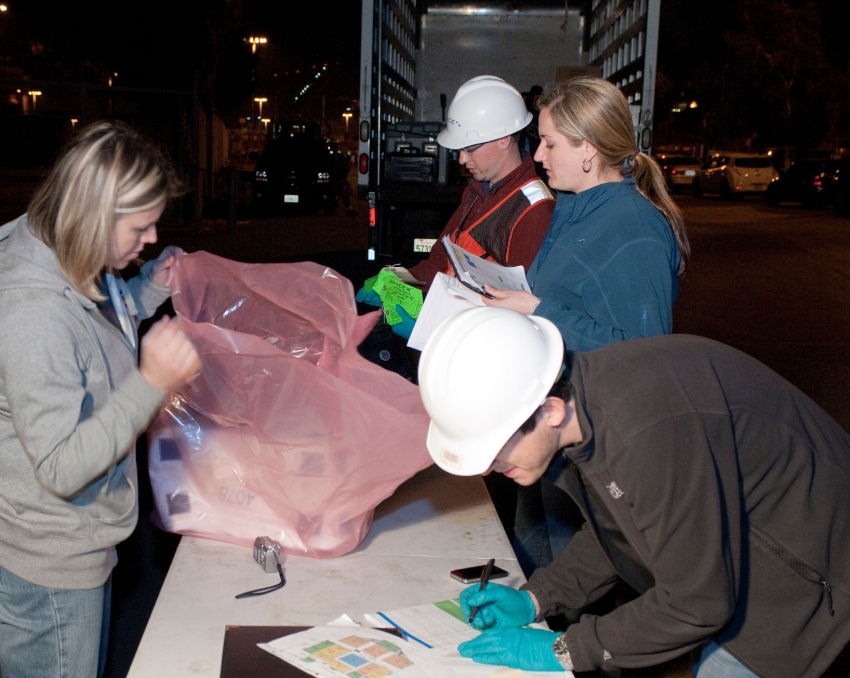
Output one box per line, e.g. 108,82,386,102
631,153,689,276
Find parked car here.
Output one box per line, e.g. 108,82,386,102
252,121,340,214
654,155,702,192
765,159,850,209
693,153,779,198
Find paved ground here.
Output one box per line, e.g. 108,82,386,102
103,193,850,677
673,194,850,431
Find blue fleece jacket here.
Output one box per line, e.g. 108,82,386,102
527,178,680,351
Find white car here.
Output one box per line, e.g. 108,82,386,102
693,153,779,198
655,155,702,192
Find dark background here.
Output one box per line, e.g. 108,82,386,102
2,2,850,676
3,1,850,155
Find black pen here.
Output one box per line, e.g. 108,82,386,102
467,558,495,626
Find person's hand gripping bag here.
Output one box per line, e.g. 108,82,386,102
146,252,433,557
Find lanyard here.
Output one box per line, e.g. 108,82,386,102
105,273,137,352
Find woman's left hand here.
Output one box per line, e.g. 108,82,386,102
150,246,185,287
482,285,541,315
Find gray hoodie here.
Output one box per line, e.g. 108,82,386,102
0,215,169,589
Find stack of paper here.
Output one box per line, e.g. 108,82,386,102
442,236,531,296
407,240,532,351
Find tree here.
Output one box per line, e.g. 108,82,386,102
657,0,850,155
722,0,834,155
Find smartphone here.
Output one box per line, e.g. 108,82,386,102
450,564,510,584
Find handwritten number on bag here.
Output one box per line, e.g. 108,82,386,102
218,487,256,506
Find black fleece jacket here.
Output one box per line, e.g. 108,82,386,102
525,335,850,678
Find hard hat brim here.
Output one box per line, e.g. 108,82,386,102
437,111,533,150
427,420,514,476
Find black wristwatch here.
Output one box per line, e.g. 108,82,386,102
553,633,574,670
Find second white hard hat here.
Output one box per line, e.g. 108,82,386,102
437,76,533,150
418,307,564,476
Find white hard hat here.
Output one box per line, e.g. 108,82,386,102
418,307,564,476
437,76,533,150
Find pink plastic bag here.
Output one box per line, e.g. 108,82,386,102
147,252,433,558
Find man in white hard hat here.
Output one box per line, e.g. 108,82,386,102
357,76,555,323
406,76,554,288
418,307,850,678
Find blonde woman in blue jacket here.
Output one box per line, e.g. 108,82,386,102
0,122,201,678
484,77,690,574
485,76,689,347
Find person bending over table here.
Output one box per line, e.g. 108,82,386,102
0,121,201,678
418,307,850,678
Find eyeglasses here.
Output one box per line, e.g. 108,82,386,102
461,141,490,154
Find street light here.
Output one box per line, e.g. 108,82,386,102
342,112,353,136
0,5,8,12
248,36,268,54
28,90,42,112
253,97,268,132
261,118,270,133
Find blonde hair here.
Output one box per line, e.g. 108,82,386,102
537,77,689,276
27,121,179,300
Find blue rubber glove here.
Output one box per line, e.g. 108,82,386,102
460,583,537,630
459,627,563,672
355,286,382,306
390,305,416,340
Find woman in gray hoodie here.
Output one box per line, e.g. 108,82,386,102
0,121,201,678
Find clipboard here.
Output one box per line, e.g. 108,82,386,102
220,625,403,677
441,237,495,299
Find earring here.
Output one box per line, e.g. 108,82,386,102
582,157,592,173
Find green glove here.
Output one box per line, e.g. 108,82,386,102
460,583,537,630
458,627,563,672
355,286,382,307
391,304,416,340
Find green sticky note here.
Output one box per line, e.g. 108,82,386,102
372,269,423,325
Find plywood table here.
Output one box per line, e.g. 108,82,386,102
127,465,522,677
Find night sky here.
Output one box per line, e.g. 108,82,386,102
243,0,362,73
3,0,849,150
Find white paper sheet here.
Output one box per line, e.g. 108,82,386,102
407,273,482,351
375,601,572,678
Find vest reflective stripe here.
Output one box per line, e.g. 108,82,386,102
521,179,553,205
449,178,554,266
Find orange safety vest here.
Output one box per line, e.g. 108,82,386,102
447,178,553,272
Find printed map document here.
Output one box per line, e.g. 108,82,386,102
258,626,448,678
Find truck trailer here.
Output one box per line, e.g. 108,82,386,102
357,0,659,271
